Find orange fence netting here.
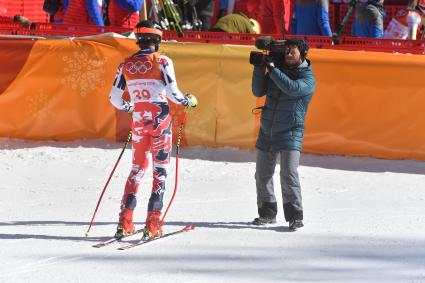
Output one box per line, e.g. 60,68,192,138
1,37,425,160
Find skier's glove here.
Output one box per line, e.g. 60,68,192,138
123,101,134,114
185,93,198,109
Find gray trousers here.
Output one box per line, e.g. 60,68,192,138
255,149,303,221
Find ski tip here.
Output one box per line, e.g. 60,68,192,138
183,223,195,231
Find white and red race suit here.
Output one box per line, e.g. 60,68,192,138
109,48,189,214
383,8,422,40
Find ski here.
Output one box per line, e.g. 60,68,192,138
118,224,195,250
92,228,145,248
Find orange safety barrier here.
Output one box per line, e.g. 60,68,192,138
1,38,425,160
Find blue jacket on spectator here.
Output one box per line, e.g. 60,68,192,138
352,0,385,38
292,0,333,36
252,61,316,152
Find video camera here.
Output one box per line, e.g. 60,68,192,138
249,36,309,66
249,36,289,66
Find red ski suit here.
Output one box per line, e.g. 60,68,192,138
109,49,189,215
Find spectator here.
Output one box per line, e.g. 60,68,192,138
217,0,228,18
175,0,202,30
227,0,235,14
383,0,424,39
212,12,260,33
63,0,104,26
292,0,332,36
352,0,385,38
197,0,216,30
260,0,292,34
108,0,142,28
251,38,315,231
178,0,215,31
232,0,260,19
43,0,65,23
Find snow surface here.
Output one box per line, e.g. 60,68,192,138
1,139,425,283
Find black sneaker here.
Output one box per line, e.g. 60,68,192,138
252,216,277,225
288,220,304,231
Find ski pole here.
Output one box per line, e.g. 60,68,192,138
332,0,358,45
161,109,188,224
85,131,132,237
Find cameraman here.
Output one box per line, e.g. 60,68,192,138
251,38,316,231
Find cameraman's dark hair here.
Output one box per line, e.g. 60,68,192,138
285,38,310,61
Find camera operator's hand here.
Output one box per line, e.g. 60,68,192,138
263,56,275,72
249,51,266,66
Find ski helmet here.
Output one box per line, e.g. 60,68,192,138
134,20,163,51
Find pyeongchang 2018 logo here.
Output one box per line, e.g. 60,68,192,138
125,61,153,75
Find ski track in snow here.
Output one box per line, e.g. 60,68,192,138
1,139,425,283
0,256,83,278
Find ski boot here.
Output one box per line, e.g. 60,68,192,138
288,219,304,232
114,209,135,239
142,210,163,240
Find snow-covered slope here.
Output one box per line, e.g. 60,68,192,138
1,139,424,283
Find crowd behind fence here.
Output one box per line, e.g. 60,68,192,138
0,2,424,54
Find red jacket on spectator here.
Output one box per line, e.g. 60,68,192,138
259,0,292,34
108,0,140,28
233,0,259,19
63,0,103,26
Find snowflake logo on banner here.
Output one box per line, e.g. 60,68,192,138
61,46,107,97
26,88,52,119
186,108,209,138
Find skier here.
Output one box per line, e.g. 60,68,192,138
383,0,425,40
108,20,198,240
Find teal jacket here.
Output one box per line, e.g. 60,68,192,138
252,61,316,152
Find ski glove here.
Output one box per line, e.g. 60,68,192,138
185,93,198,109
123,101,134,114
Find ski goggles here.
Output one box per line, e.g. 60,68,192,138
133,27,163,38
